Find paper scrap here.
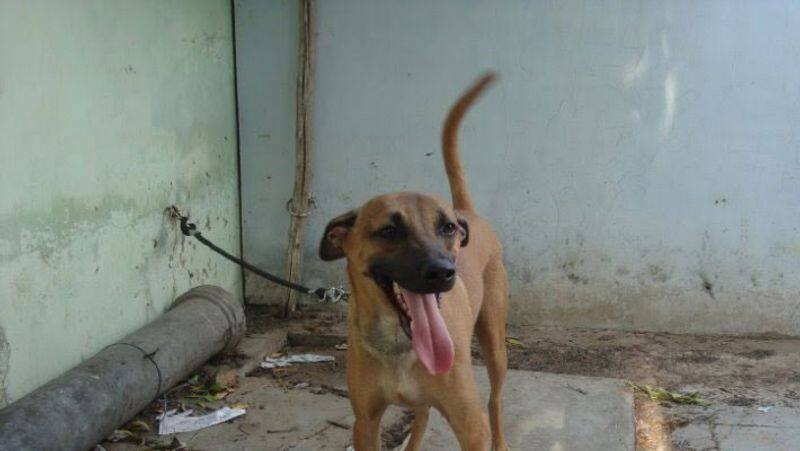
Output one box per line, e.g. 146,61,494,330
158,407,246,435
261,353,335,369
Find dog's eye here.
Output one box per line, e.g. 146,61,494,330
440,222,457,236
378,225,400,240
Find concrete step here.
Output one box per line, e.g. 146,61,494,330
418,369,634,450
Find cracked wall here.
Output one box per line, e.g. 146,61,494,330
0,0,241,403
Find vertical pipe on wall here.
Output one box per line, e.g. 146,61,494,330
230,0,246,303
284,0,316,317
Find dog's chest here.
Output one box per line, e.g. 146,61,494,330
381,354,426,406
361,315,412,356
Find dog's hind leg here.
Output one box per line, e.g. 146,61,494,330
476,254,510,451
403,406,429,451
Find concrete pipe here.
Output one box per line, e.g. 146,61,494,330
0,285,245,451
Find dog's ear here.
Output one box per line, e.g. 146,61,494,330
456,216,469,248
319,209,358,261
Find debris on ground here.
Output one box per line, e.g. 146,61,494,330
214,369,239,388
104,424,194,449
158,407,247,435
129,419,151,432
505,336,527,348
327,418,351,429
757,405,773,413
287,332,347,348
310,384,349,398
106,429,138,443
159,437,189,450
261,353,335,369
627,382,711,406
94,310,800,450
177,372,237,405
335,343,348,350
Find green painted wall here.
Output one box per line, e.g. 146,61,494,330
0,0,242,406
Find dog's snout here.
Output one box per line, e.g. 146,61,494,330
419,258,456,291
369,251,457,294
424,260,455,282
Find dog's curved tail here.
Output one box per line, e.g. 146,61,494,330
442,71,498,211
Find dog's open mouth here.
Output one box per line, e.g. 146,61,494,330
374,276,454,375
378,280,440,340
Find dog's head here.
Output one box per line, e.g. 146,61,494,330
320,192,469,290
319,192,468,374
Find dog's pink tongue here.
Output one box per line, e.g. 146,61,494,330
400,288,454,375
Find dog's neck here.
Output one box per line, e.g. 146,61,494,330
346,264,413,358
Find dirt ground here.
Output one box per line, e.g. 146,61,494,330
99,308,800,450
501,325,800,409
497,324,800,450
286,310,800,443
252,308,800,448
256,309,800,408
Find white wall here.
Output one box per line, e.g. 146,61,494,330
244,0,800,335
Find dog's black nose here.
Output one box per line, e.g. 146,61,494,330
421,258,456,289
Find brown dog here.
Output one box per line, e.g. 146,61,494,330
319,73,509,451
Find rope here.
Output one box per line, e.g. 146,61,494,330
103,342,163,401
168,206,347,304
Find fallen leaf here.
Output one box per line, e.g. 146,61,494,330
129,420,151,432
505,337,528,348
185,393,216,403
107,429,137,443
627,382,711,406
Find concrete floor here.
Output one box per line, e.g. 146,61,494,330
414,369,634,450
98,314,800,450
671,405,800,451
112,367,634,451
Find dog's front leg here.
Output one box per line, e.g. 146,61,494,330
350,394,386,451
436,369,490,451
348,353,388,451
